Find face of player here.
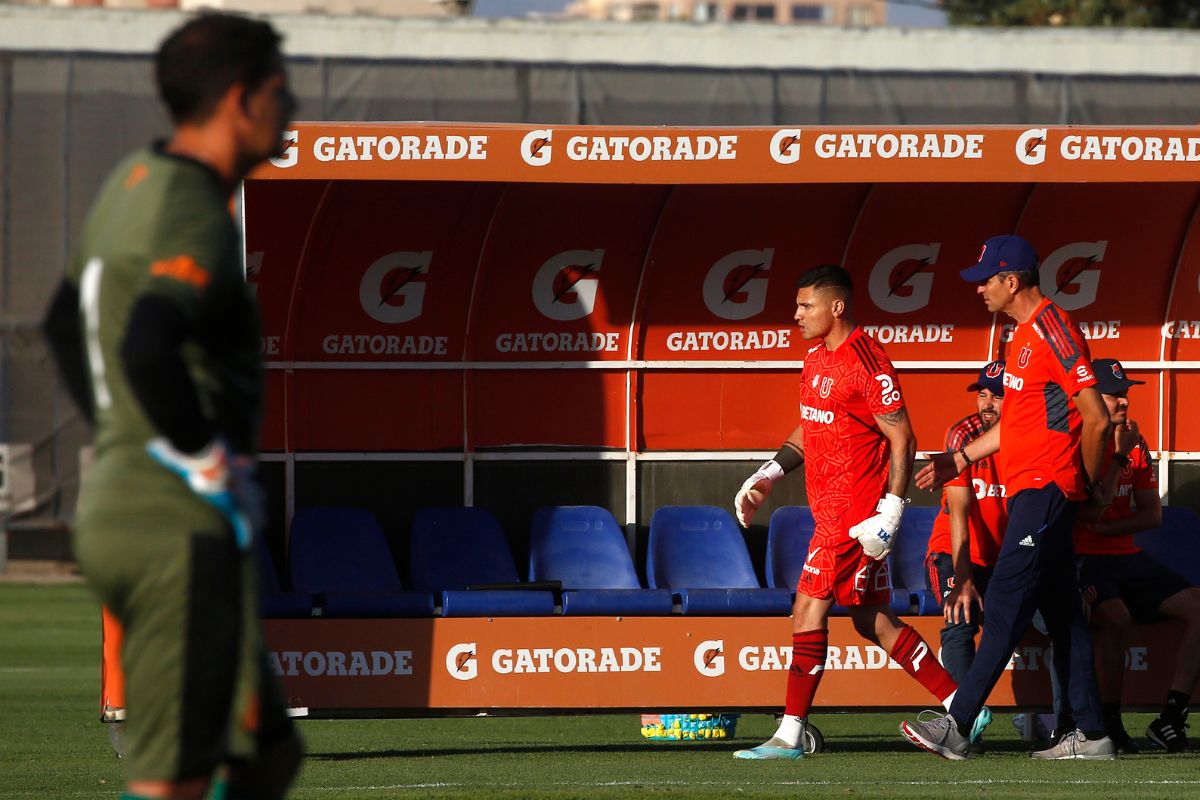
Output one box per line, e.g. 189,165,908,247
236,63,296,169
793,286,841,341
1103,391,1129,425
976,388,1002,431
975,272,1017,314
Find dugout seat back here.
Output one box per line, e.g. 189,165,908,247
1135,505,1200,585
410,507,555,617
892,504,940,615
765,506,817,591
529,505,672,616
288,506,434,617
255,534,313,618
647,506,791,615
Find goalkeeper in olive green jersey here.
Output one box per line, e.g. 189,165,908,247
42,13,302,800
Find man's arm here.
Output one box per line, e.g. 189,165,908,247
41,280,95,425
1090,487,1162,537
733,424,804,528
1073,386,1112,487
916,424,1000,491
876,407,915,497
942,485,982,624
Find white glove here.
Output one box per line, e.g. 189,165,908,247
848,493,905,561
146,437,262,551
734,459,786,527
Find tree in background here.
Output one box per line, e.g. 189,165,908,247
943,0,1200,27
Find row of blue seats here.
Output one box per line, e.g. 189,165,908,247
257,503,1200,618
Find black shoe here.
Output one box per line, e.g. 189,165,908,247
1109,726,1140,755
1147,714,1189,753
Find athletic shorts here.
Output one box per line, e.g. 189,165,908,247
1077,550,1194,624
797,527,891,607
74,467,294,783
925,551,994,610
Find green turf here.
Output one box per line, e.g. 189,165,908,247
2,582,1198,799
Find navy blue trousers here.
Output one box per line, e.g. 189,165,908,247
948,484,1104,734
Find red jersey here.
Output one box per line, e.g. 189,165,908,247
1073,434,1157,556
998,297,1096,501
799,327,904,533
928,414,1008,568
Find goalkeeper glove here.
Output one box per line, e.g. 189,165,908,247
146,437,262,551
848,493,905,561
734,459,786,527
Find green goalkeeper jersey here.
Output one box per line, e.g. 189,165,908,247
70,145,262,518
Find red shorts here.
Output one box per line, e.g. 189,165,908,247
796,526,892,607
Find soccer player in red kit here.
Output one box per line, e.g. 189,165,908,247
731,264,990,760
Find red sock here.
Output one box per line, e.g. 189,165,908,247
784,628,828,718
890,625,956,703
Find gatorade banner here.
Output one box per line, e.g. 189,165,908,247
261,615,1186,713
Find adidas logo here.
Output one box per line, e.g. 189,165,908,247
1019,535,1035,547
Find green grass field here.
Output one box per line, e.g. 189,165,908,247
3,582,1199,799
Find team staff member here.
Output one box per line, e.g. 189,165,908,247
1076,358,1200,753
731,264,988,761
42,14,302,799
925,362,1007,684
900,234,1114,760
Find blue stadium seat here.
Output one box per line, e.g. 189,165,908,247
892,505,940,615
254,534,313,618
765,506,816,592
410,507,556,617
647,506,792,615
1135,505,1200,586
288,506,435,618
529,505,672,616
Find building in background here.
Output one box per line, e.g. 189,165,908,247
563,0,884,24
9,0,471,17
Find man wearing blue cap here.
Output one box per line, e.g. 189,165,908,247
924,361,1007,692
1075,357,1200,753
899,234,1115,760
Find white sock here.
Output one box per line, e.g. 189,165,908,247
942,690,956,711
775,714,804,747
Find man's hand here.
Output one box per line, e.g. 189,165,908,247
146,437,262,550
915,451,963,492
734,459,785,527
1115,420,1140,456
944,577,982,625
848,494,904,560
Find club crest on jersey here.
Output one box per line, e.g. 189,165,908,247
1018,345,1032,369
819,377,834,398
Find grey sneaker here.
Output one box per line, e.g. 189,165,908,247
900,711,969,761
1031,729,1116,760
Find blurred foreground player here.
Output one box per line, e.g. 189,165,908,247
1075,358,1200,753
42,13,302,799
731,264,990,760
901,235,1113,760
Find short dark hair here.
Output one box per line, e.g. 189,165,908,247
997,268,1040,289
796,264,853,299
156,13,284,125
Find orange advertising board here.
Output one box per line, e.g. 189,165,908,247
262,616,1183,713
257,125,1200,184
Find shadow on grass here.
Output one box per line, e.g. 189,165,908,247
310,737,1035,761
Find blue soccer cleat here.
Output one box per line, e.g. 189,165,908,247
733,737,805,760
970,706,993,743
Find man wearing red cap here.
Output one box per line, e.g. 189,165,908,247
900,234,1114,760
925,361,1007,693
1075,357,1200,753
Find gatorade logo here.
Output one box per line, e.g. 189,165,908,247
359,251,432,324
1041,241,1107,311
531,249,604,321
868,243,939,313
770,128,803,164
446,643,478,681
269,130,299,169
702,249,773,321
1016,128,1048,166
694,640,725,677
521,129,554,167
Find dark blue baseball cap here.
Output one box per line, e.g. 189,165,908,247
1092,358,1145,395
967,360,1005,397
960,235,1039,282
